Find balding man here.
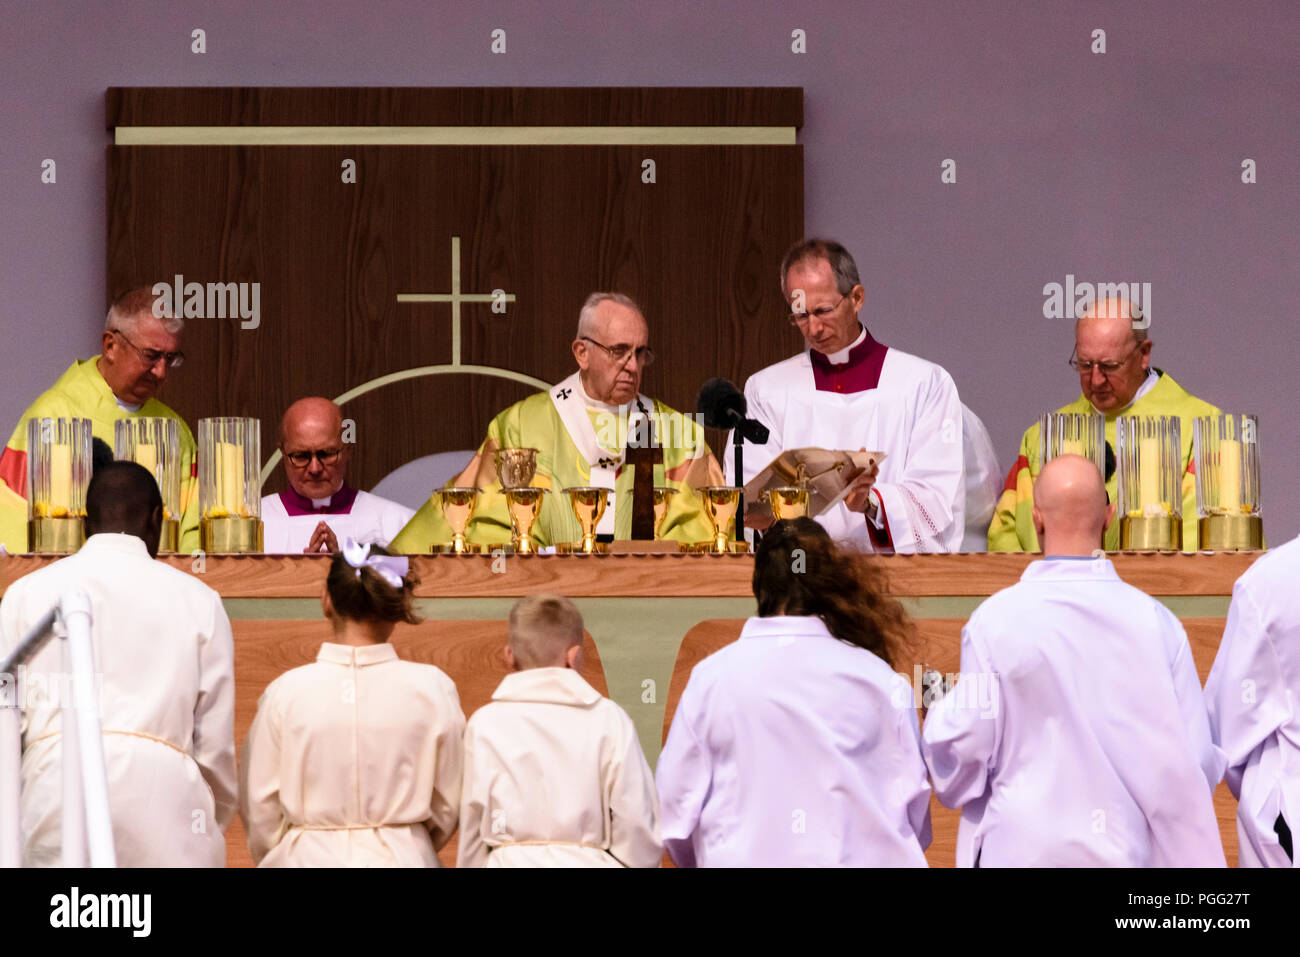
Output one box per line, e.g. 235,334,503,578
988,297,1220,552
261,397,414,553
923,456,1226,866
0,462,236,866
0,287,200,553
391,292,724,552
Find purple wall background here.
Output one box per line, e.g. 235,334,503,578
2,0,1297,539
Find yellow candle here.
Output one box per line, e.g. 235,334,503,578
1219,439,1242,511
217,441,244,516
1138,436,1160,506
49,443,71,513
135,441,158,477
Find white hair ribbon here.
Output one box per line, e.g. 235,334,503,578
340,538,409,589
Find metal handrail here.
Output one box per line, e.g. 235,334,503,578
1,590,116,867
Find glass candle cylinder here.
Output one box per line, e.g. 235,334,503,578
26,417,92,522
1117,415,1181,519
1039,412,1106,477
199,417,261,521
1193,413,1262,550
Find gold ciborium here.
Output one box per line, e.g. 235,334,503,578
564,486,609,553
653,486,678,539
506,487,547,553
696,485,743,553
436,487,479,554
768,486,810,522
495,447,539,490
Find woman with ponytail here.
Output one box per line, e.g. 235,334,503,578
656,517,932,866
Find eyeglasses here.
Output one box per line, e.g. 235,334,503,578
111,328,185,369
581,336,655,367
789,294,848,327
1068,343,1143,377
283,448,343,468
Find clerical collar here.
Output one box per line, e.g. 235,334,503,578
576,372,641,413
115,396,142,413
279,483,359,516
809,326,888,394
1097,369,1160,416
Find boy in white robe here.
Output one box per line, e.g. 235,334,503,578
657,517,932,867
922,456,1226,867
1205,534,1300,867
458,594,662,867
0,462,235,866
240,540,464,866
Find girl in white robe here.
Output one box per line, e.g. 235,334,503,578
656,517,932,866
239,541,464,866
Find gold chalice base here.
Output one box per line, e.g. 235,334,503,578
28,517,86,554
1119,514,1182,551
1198,512,1263,551
157,518,180,555
556,540,609,555
201,516,264,553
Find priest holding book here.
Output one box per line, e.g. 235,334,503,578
728,239,966,553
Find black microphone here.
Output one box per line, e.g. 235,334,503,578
697,378,769,444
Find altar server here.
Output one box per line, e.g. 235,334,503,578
0,287,200,553
1205,535,1300,867
240,541,464,866
261,397,413,553
923,455,1226,867
0,462,235,866
728,239,965,553
987,297,1220,552
391,293,724,551
458,594,661,867
657,517,932,866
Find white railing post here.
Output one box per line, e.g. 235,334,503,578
0,705,21,867
59,628,87,867
60,588,115,868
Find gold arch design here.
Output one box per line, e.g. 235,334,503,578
259,364,553,486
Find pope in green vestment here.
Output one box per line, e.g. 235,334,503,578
391,293,726,552
0,294,198,553
389,375,725,551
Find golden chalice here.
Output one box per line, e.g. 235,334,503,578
653,486,678,539
495,447,539,490
564,486,610,553
506,487,548,554
697,485,743,553
436,487,479,553
768,486,810,521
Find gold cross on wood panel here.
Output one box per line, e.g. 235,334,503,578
396,236,517,365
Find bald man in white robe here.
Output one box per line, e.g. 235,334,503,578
922,455,1225,866
1205,534,1300,867
261,397,413,553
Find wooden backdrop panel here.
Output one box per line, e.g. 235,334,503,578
225,618,606,868
107,88,804,496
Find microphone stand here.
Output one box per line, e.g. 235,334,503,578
732,423,744,547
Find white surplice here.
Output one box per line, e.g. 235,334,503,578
656,616,932,867
960,404,1002,553
1205,534,1300,868
922,557,1227,867
458,667,661,867
260,489,414,553
0,533,236,867
240,642,464,867
729,335,965,553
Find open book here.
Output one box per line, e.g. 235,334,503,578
742,448,886,523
